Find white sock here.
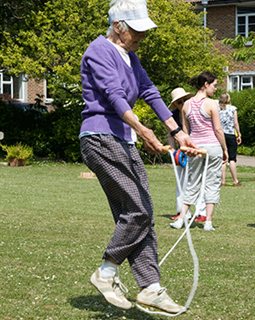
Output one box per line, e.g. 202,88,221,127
99,260,117,279
146,282,161,292
204,220,212,226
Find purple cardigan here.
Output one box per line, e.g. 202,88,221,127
80,35,172,142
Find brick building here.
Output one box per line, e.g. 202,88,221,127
188,0,255,91
0,72,52,106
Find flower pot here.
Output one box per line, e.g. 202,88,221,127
1,143,33,166
9,158,26,167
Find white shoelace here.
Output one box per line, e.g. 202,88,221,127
113,276,129,295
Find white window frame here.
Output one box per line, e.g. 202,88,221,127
44,79,53,104
236,8,255,37
14,74,27,102
17,74,26,102
0,71,13,98
240,75,253,90
0,71,27,101
229,75,239,91
228,73,255,91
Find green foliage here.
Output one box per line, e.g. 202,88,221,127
140,0,227,103
223,33,255,62
229,89,255,147
0,142,33,162
0,101,82,162
0,101,50,157
44,104,83,162
0,0,226,106
0,0,108,104
237,145,255,156
133,100,169,164
0,0,228,162
0,0,47,40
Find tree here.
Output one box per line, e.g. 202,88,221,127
0,0,109,101
0,0,228,162
0,0,47,41
0,0,226,105
142,0,228,102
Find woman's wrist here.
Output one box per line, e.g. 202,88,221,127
170,126,182,137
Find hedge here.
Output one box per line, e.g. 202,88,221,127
0,89,254,162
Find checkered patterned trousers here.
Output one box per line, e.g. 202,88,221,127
80,134,160,288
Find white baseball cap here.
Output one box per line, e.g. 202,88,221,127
108,1,157,32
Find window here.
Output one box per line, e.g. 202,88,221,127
229,74,255,91
237,7,255,37
0,73,13,99
229,76,239,91
44,79,53,104
13,75,26,101
241,76,253,89
0,72,25,101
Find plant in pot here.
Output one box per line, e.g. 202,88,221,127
0,143,33,166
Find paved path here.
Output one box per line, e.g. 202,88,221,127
237,155,255,167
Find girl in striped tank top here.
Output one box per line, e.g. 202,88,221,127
170,71,228,231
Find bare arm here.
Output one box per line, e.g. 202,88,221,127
181,102,190,134
209,100,228,162
122,110,197,155
164,117,199,158
122,110,163,153
234,110,242,145
167,133,176,149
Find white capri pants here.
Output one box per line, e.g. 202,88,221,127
176,163,206,216
183,144,223,205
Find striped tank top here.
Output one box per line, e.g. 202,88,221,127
186,97,220,146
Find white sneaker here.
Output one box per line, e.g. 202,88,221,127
170,218,184,229
137,288,186,313
137,287,185,314
90,268,132,309
204,221,215,231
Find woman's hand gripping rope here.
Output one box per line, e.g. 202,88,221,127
161,145,207,157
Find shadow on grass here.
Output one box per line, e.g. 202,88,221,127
247,223,255,228
68,295,155,319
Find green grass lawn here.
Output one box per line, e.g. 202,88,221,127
0,161,254,320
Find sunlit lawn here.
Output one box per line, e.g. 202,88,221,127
0,161,254,319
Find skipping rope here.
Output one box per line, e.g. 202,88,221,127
136,147,209,317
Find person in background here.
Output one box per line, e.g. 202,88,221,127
170,71,228,231
219,93,242,186
79,0,197,314
168,88,207,223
